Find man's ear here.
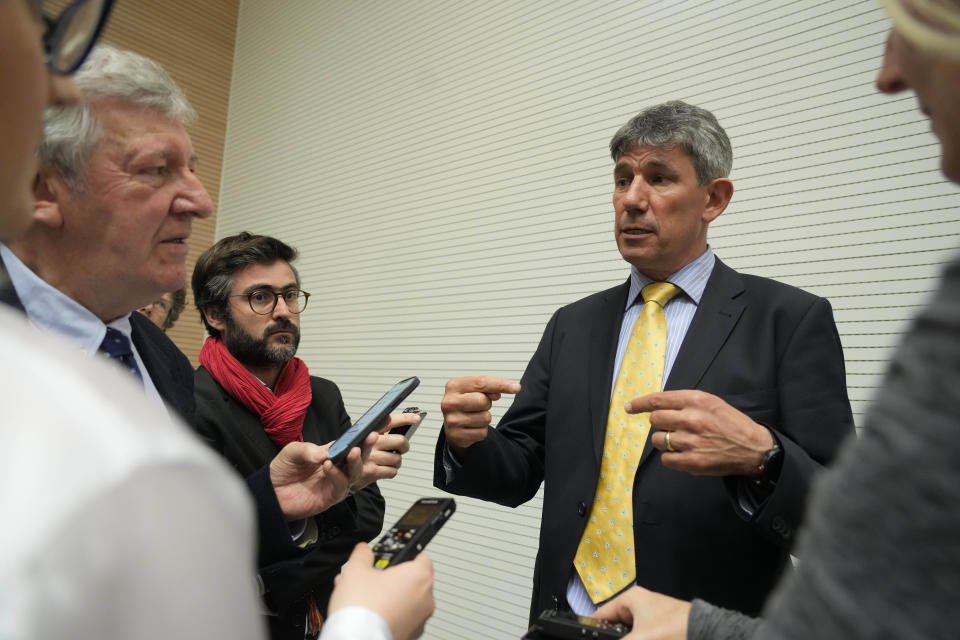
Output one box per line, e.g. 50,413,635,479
202,306,228,333
32,172,66,229
702,178,734,223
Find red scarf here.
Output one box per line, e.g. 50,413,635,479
199,336,312,448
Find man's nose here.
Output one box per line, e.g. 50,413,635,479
876,31,908,94
272,295,294,319
621,178,648,211
172,171,214,219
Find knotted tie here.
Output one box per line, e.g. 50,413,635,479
573,281,681,603
98,327,143,382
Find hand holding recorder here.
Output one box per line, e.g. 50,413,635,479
329,543,435,640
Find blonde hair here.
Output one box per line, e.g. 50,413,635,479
881,0,960,58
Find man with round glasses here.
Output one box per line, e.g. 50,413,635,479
191,231,417,640
2,7,435,639
1,29,432,631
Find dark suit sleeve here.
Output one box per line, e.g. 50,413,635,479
192,373,303,566
736,296,854,548
246,466,302,566
433,310,555,506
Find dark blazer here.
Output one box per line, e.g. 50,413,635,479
193,366,386,640
434,258,854,622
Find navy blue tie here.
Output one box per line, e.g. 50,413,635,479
98,327,143,382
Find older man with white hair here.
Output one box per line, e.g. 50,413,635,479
0,30,433,640
0,43,377,569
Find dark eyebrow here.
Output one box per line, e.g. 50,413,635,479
645,159,677,172
242,282,299,295
127,148,199,164
614,158,677,173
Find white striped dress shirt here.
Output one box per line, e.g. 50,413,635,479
566,247,716,615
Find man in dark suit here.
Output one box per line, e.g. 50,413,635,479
191,232,418,639
0,45,373,568
434,101,855,623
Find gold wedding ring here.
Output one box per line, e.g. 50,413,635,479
665,431,674,452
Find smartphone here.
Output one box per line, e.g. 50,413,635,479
532,609,629,640
391,406,427,440
372,497,456,569
327,377,420,464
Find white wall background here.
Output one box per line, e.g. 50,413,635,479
218,1,960,637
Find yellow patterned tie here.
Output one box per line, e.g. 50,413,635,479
573,281,681,603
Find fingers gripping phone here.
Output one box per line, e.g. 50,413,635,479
327,377,419,465
371,497,456,569
391,406,427,440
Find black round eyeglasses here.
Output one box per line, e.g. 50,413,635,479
29,0,116,75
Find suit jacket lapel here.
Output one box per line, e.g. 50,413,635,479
635,259,745,469
130,312,194,422
201,367,317,460
590,279,631,462
665,258,745,391
202,367,284,460
228,392,283,460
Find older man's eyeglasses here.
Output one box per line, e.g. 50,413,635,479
232,289,311,315
28,0,115,74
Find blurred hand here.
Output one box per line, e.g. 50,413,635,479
626,390,774,476
593,585,690,640
329,543,435,640
440,375,521,453
269,435,376,520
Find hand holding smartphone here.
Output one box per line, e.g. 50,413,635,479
328,377,420,465
391,407,427,439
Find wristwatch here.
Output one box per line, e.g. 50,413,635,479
756,441,784,484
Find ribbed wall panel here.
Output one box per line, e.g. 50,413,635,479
219,1,960,637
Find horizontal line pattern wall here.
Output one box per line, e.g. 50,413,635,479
222,1,960,637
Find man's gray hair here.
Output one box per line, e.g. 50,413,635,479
609,101,733,185
38,45,196,191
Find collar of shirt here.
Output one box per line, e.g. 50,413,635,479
0,244,169,410
626,246,716,309
0,243,130,354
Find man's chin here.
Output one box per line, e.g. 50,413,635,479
268,344,298,362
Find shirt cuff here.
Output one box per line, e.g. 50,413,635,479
322,606,393,640
441,442,464,484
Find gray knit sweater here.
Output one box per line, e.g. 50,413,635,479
689,257,960,640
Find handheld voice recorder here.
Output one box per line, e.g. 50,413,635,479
531,609,629,640
372,497,456,569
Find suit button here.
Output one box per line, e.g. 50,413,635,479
577,501,586,517
771,516,791,539
551,595,560,610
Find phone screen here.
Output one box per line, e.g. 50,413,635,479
327,377,419,463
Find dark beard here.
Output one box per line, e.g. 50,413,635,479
223,315,300,367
